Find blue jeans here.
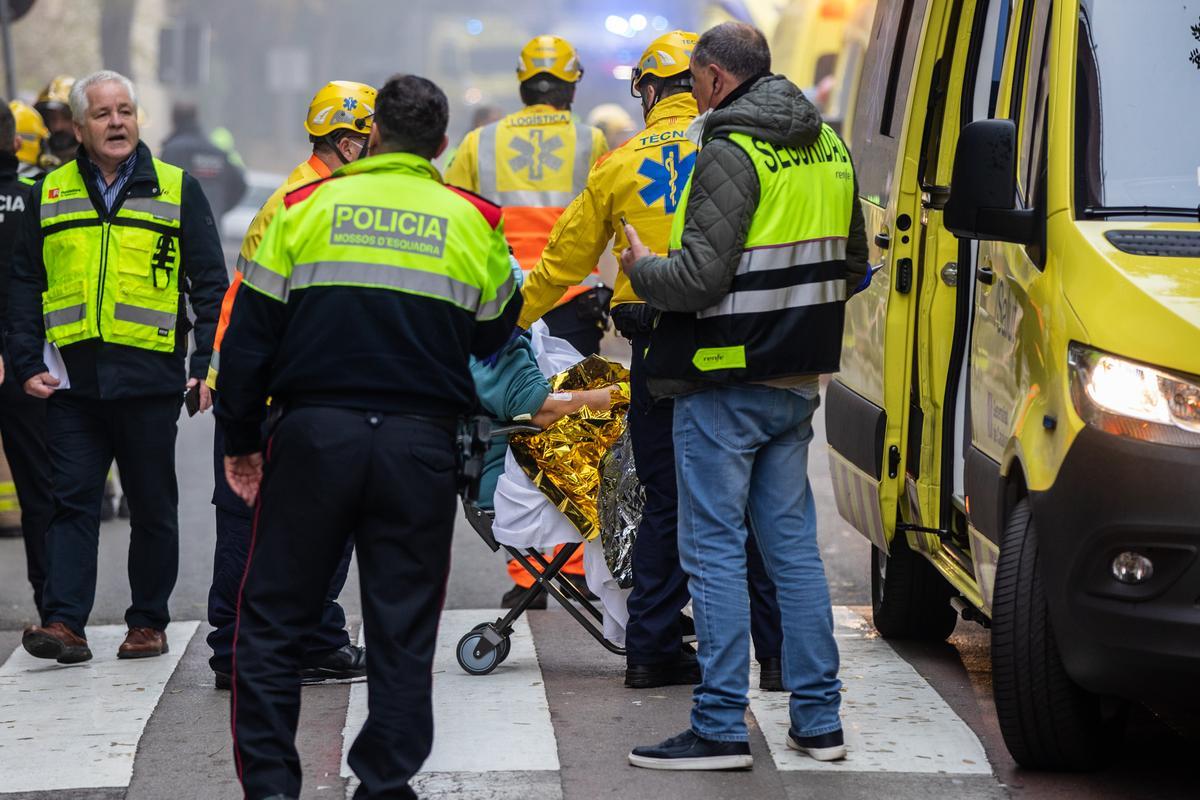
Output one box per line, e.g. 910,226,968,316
674,385,841,742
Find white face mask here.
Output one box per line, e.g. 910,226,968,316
685,110,711,148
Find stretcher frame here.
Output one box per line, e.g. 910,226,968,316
455,496,626,675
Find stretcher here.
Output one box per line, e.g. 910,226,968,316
454,419,626,676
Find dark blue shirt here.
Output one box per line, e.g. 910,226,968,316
89,150,138,212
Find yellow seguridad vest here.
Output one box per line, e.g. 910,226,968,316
39,158,184,353
647,124,855,381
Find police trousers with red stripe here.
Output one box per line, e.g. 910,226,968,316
231,407,457,800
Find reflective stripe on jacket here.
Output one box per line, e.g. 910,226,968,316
39,158,183,353
208,154,331,388
519,92,699,328
645,124,855,382
445,105,607,304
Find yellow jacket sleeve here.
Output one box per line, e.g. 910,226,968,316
519,169,614,328
237,182,288,267
443,129,480,192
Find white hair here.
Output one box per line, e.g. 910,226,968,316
69,70,138,124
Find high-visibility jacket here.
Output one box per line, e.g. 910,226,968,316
445,104,608,305
215,151,521,454
39,158,184,353
519,92,698,328
645,124,855,382
207,153,331,388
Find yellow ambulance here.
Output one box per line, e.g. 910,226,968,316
827,0,1200,769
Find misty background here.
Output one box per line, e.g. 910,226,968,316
0,0,702,174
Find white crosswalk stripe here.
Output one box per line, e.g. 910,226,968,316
0,607,994,796
342,610,562,799
0,621,199,795
749,607,991,774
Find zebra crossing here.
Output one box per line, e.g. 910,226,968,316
0,608,998,799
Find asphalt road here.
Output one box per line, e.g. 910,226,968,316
0,359,1193,799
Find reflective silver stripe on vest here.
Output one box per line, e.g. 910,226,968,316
476,271,517,320
242,260,289,301
737,237,847,274
572,123,593,195
114,303,177,330
290,261,482,311
235,254,248,275
44,304,86,329
209,350,220,372
495,188,576,207
40,197,97,222
121,197,182,222
478,122,500,203
697,279,848,319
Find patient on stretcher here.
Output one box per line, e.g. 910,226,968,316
469,322,633,646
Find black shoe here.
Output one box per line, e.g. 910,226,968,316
117,495,130,519
261,795,298,800
759,657,784,692
300,643,367,684
629,729,753,770
625,649,701,689
501,584,547,610
786,728,846,761
214,670,232,690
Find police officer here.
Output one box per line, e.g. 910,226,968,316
8,71,228,664
445,35,609,356
622,23,868,768
205,81,376,691
519,31,787,692
217,74,521,800
160,101,247,224
0,101,53,619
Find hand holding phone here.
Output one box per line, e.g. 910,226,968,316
185,383,202,417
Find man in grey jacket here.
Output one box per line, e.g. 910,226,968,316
620,22,868,770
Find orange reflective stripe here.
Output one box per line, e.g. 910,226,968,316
306,153,332,179
212,269,243,355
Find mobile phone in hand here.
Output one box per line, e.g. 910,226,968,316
185,384,201,417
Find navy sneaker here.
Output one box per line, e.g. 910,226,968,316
786,728,846,761
629,729,753,770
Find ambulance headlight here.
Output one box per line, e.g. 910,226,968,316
1069,343,1200,447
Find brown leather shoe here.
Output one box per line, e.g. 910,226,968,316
22,622,92,664
118,627,168,659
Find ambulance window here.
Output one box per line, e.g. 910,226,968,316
1012,0,1052,202
849,0,930,206
969,0,1014,121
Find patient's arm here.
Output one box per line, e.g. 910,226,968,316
531,387,616,429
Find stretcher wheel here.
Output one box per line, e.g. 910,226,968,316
457,629,507,675
472,623,512,664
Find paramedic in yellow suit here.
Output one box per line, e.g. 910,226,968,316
445,35,609,357
518,30,786,691
204,80,377,690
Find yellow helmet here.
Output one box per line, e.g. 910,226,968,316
9,100,49,166
304,80,377,139
631,30,698,97
517,35,583,84
35,75,75,112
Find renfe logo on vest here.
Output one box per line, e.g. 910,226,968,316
330,204,449,258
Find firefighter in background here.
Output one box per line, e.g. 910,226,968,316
34,75,77,166
9,100,52,182
204,80,376,690
445,35,610,357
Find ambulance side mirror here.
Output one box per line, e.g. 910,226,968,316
944,119,1036,245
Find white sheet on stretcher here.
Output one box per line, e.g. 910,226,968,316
491,322,631,646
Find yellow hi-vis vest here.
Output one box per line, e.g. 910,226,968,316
645,124,855,382
39,159,184,353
